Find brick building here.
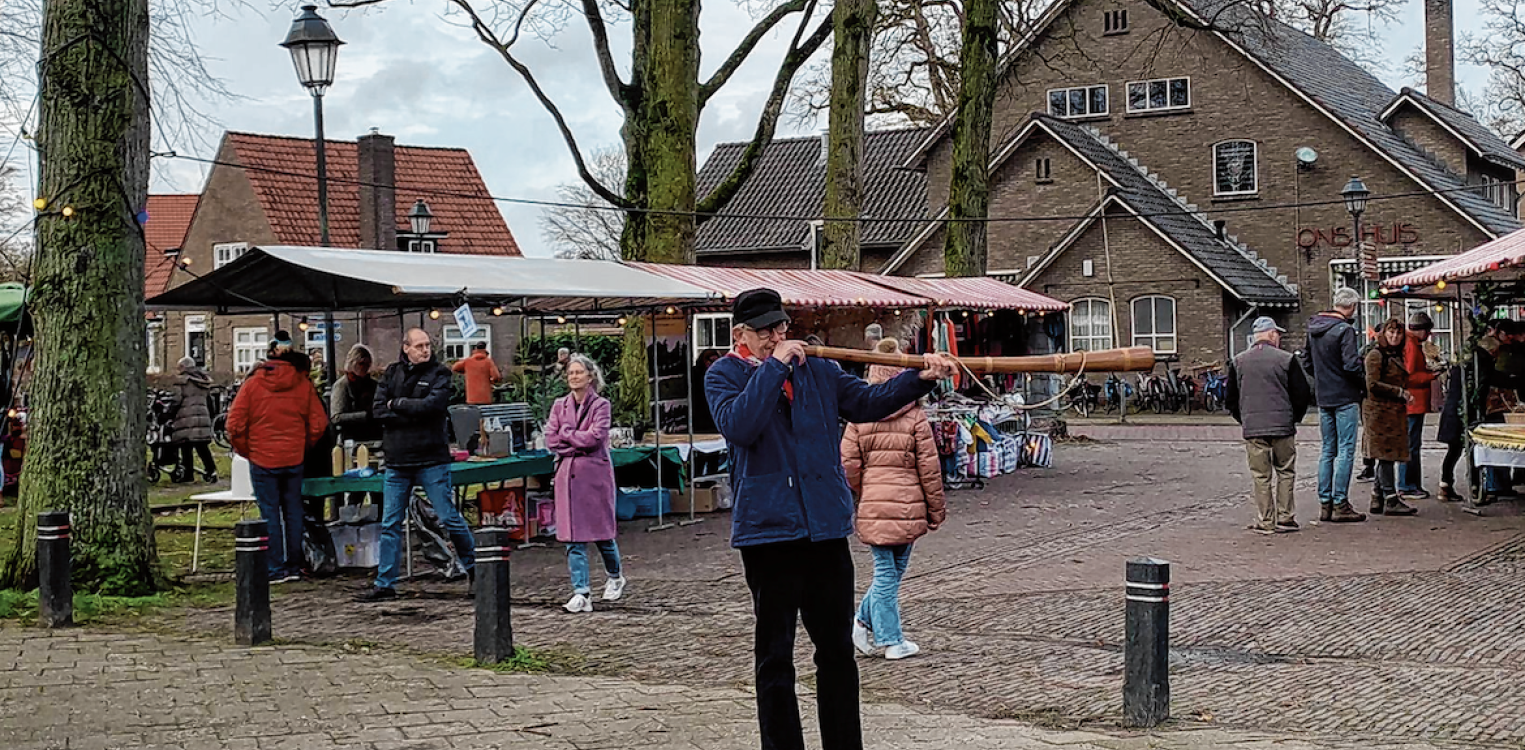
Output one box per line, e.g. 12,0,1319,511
148,130,522,381
881,0,1523,364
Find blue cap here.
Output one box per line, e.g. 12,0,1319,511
1252,316,1285,334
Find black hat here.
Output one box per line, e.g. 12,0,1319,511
732,288,789,331
472,341,487,351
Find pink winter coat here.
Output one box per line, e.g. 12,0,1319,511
545,391,618,543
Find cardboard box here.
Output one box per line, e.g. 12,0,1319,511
672,485,718,514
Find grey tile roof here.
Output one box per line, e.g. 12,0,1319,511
694,128,929,254
1037,114,1300,305
1191,0,1521,236
1387,87,1525,171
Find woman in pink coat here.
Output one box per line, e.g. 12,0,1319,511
545,354,625,613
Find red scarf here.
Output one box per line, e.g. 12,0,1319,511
729,343,793,402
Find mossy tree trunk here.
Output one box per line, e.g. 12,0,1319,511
943,0,998,278
821,0,876,271
0,0,158,594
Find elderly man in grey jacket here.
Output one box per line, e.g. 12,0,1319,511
1227,317,1313,535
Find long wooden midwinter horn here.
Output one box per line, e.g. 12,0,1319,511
802,345,1157,374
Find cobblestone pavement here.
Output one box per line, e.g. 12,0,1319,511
155,436,1525,746
0,627,1488,750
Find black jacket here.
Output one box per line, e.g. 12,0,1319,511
373,357,454,468
1306,312,1365,408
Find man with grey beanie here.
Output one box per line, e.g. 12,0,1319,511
1227,317,1312,534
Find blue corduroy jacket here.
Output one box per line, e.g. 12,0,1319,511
705,354,935,548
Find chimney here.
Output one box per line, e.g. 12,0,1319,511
1425,0,1455,105
357,128,397,251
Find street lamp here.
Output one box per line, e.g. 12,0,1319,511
1342,175,1372,288
282,4,344,387
408,199,434,235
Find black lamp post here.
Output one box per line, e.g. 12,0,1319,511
282,4,344,387
1342,175,1370,283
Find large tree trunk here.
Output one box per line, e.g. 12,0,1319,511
639,0,700,265
943,0,998,278
821,0,876,271
1,0,158,593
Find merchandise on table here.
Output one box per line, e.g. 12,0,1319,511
926,395,1049,489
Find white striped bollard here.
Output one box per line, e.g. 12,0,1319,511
36,510,72,628
473,527,514,664
1123,557,1170,727
234,519,272,646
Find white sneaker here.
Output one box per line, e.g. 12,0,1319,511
603,576,627,601
564,593,593,613
885,641,920,660
852,621,876,656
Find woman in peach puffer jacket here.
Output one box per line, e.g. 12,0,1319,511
842,338,947,661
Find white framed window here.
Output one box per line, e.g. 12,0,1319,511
693,313,733,363
1048,85,1109,118
1069,298,1113,352
146,320,163,374
1131,295,1177,353
185,314,207,368
213,242,249,269
407,239,437,253
1476,174,1517,216
1126,77,1190,113
1213,140,1258,196
233,327,269,375
444,324,490,361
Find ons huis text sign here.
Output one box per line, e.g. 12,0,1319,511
1296,222,1419,250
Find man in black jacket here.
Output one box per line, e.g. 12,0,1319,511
1305,287,1368,523
1227,318,1312,534
357,328,475,602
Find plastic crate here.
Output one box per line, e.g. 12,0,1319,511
617,488,673,520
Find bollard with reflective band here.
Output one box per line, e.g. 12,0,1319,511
234,519,272,646
1123,557,1170,727
473,527,514,664
36,510,72,628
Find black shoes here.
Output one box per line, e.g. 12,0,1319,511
355,587,397,603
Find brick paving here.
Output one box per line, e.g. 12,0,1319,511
1,627,1463,750
148,435,1525,746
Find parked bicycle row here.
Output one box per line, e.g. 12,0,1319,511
1059,357,1228,417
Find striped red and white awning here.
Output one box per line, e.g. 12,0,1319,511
1384,227,1525,290
860,275,1069,312
629,263,928,308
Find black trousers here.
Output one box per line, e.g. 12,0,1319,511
177,441,215,478
740,538,861,750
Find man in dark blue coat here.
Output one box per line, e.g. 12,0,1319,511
705,288,954,750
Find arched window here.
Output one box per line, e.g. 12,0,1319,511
1069,298,1113,351
1131,296,1177,353
1213,140,1257,196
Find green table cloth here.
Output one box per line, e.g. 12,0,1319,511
302,445,685,497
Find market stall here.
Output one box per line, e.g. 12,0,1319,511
1383,227,1525,514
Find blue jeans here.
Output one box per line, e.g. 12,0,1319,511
1398,415,1425,492
856,544,913,647
566,540,622,595
250,464,304,580
375,463,475,591
1317,404,1360,505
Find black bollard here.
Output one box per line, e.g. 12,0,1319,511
234,519,272,646
36,511,72,628
1123,557,1170,727
473,527,514,665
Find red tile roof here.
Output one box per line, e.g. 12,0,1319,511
144,194,199,298
224,132,521,256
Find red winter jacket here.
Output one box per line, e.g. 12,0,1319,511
1403,332,1439,416
227,359,329,469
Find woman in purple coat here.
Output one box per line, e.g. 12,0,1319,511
545,354,625,613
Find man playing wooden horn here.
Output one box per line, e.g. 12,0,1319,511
704,287,955,750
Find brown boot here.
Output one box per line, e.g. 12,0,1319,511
1437,483,1463,503
1384,495,1418,515
1319,504,1333,522
1330,501,1367,523
1369,487,1385,515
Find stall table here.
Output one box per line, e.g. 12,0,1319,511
301,446,686,499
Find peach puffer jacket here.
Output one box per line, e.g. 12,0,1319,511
841,401,947,547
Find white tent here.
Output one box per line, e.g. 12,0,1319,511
147,245,719,313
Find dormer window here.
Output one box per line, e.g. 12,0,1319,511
408,239,437,253
398,198,447,252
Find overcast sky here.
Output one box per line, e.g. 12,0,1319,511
5,0,1498,257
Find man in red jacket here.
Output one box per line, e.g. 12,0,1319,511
1398,312,1439,500
451,341,501,406
228,355,329,583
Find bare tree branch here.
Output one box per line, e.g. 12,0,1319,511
543,146,626,259
447,0,633,209
1466,0,1525,138
579,0,630,99
699,0,810,105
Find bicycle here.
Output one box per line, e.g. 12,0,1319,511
1200,368,1227,412
1062,374,1100,418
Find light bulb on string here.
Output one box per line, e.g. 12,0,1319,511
429,309,441,320
61,206,74,218
556,316,567,324
1436,280,1447,291
665,307,676,315
32,198,45,211
491,307,503,316
617,316,627,326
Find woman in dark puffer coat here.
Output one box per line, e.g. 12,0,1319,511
170,356,218,483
